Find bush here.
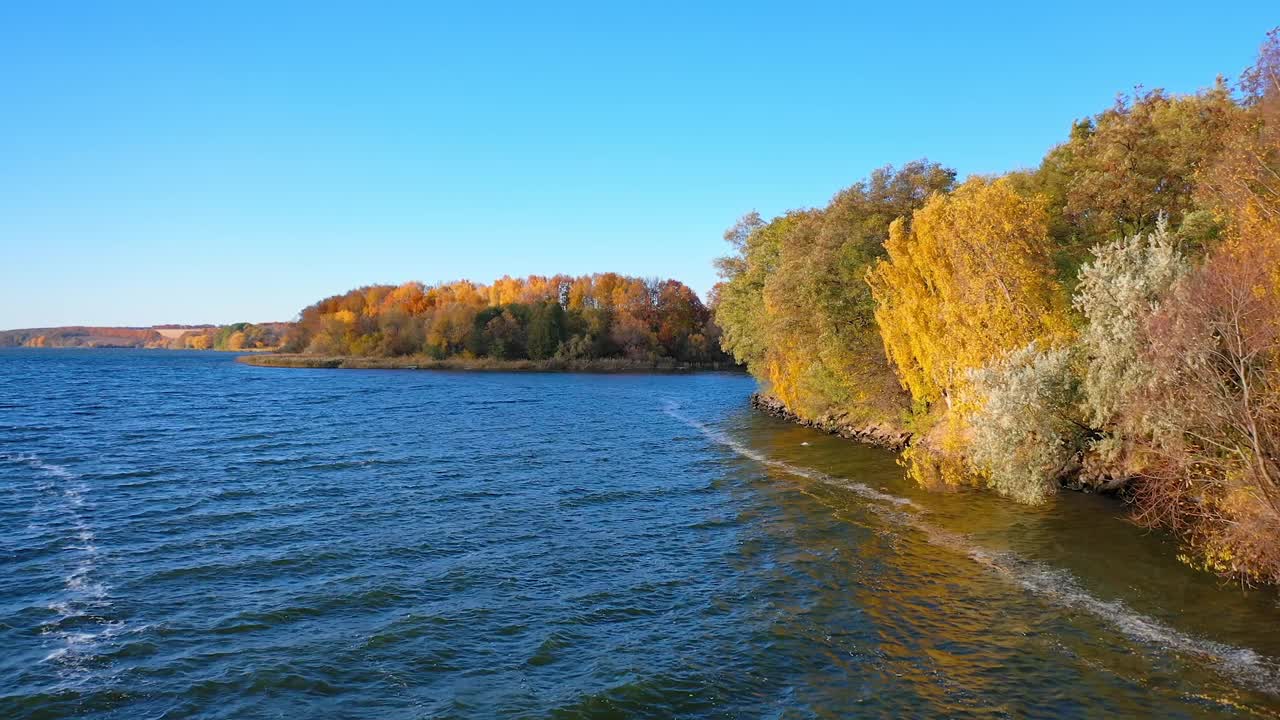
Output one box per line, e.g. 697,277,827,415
967,343,1084,504
1072,216,1187,471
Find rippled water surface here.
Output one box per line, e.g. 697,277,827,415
4,349,1280,718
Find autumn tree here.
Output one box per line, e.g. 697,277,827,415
967,342,1084,504
1108,32,1280,582
868,177,1070,414
1033,85,1242,266
714,211,782,372
1200,29,1280,233
483,309,526,360
1071,217,1188,477
1132,233,1280,583
281,273,726,365
714,161,954,421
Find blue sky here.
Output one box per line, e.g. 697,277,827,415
1,1,1275,328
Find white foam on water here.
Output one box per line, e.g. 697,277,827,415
664,405,919,510
664,411,1280,697
2,453,118,672
871,504,1280,697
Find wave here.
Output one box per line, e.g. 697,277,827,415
663,404,917,510
874,505,1280,696
2,453,119,673
662,410,1280,697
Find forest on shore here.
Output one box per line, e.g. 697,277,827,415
278,273,727,365
714,31,1280,584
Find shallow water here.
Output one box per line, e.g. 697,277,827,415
2,348,1279,718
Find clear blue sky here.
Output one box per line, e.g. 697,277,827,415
2,1,1275,328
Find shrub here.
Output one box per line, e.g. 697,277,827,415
1072,217,1187,472
967,342,1084,504
1133,233,1280,583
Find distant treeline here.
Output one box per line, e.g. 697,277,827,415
0,326,171,348
715,30,1280,583
172,323,288,351
282,273,727,364
0,323,288,350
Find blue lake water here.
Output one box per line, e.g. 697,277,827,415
3,348,1280,718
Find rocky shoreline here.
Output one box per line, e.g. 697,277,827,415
749,393,912,451
750,393,1131,496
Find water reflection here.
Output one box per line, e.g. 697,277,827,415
4,350,1279,719
708,406,1280,716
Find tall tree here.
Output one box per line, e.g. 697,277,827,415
527,301,567,360
868,177,1070,412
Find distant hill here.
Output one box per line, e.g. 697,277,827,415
0,323,291,350
0,326,169,348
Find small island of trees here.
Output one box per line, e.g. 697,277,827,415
276,273,729,367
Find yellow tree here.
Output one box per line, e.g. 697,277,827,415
567,276,594,311
488,276,524,306
868,177,1070,414
381,282,430,316
592,273,626,310
759,211,823,412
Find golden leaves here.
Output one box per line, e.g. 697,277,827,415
868,177,1070,411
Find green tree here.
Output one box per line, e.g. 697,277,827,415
527,301,567,360
1031,85,1242,280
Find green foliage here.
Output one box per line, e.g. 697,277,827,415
1027,86,1243,286
527,301,567,360
712,211,777,370
714,161,954,421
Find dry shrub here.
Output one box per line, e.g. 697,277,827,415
1130,234,1280,583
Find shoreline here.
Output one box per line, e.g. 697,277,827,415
749,393,913,451
0,346,279,352
751,392,1129,497
238,353,745,374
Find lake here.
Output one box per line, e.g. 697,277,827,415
2,349,1279,718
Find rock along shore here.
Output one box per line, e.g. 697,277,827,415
749,393,912,451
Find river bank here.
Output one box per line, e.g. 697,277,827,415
751,392,1130,496
239,353,744,373
749,393,912,450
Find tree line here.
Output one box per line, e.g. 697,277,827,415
714,31,1280,583
282,273,726,365
165,323,288,350
0,323,287,350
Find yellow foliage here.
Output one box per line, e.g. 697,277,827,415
567,277,593,311
489,276,524,305
1221,200,1280,294
868,177,1071,411
381,282,430,315
332,309,357,325
762,346,808,412
434,280,486,307
899,408,979,489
